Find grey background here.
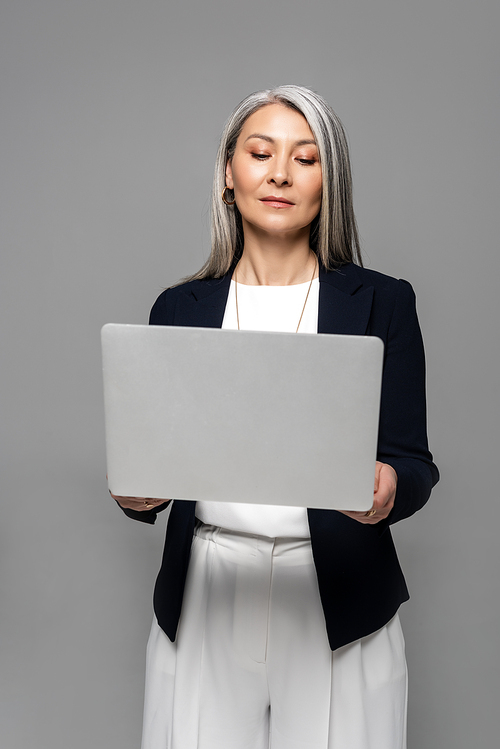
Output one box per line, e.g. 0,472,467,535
1,1,498,747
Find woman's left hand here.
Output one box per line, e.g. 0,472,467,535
339,461,397,524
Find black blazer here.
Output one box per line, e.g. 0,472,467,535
122,262,439,651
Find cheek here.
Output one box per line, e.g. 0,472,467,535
307,176,323,209
313,172,323,200
296,169,322,207
231,159,262,195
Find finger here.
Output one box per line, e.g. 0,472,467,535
372,489,394,515
373,461,382,493
373,486,390,512
340,509,380,524
378,462,397,490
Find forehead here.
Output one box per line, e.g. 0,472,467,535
239,103,315,144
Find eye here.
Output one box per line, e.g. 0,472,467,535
296,158,317,165
251,152,270,160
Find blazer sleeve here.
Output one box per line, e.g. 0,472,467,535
375,279,439,530
117,500,171,524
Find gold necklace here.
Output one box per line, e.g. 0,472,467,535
234,256,318,333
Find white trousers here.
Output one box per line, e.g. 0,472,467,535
141,522,407,749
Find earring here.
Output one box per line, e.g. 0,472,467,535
222,186,236,206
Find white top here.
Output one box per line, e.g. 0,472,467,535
195,277,320,538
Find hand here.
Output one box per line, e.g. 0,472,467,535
109,490,168,511
339,461,397,525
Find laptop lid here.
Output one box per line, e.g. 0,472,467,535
101,324,383,511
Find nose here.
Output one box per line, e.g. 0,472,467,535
270,175,289,186
268,155,291,187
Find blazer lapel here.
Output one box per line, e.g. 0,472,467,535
318,264,374,335
173,274,232,328
172,263,374,335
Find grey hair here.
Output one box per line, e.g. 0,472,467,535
189,85,362,281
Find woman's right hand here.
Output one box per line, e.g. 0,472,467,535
109,491,168,512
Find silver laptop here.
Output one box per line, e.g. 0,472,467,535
101,324,384,511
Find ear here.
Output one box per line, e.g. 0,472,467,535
225,159,234,190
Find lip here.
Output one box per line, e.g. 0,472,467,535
259,196,295,207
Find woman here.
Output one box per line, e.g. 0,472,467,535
112,85,439,749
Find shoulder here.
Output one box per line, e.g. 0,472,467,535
354,267,421,343
324,263,415,304
149,275,230,325
321,264,419,337
359,265,414,294
338,263,412,290
357,266,416,317
354,264,401,287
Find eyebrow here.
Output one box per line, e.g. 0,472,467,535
244,133,317,147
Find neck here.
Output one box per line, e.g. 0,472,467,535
234,225,317,286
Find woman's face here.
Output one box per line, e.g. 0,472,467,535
225,103,322,240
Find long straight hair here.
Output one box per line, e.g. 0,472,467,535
189,85,362,281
